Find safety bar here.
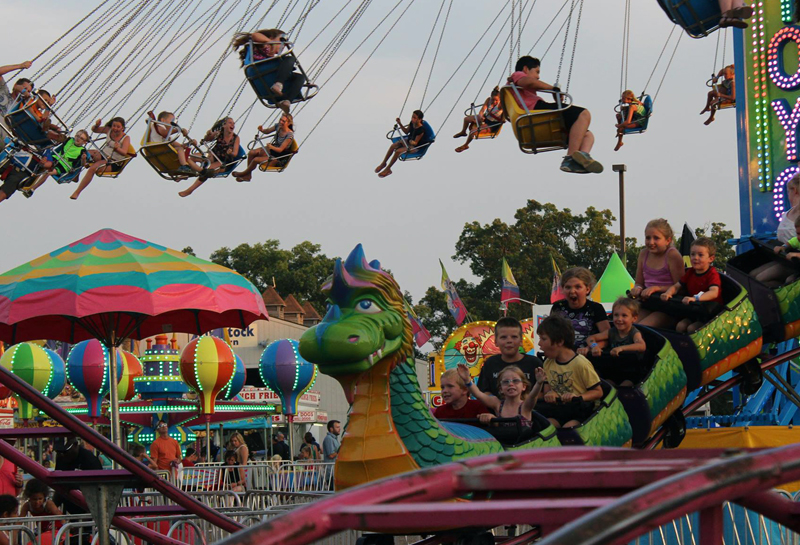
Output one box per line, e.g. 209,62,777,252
504,81,573,116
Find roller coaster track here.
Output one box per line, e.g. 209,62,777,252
643,345,800,448
214,348,800,545
0,365,244,545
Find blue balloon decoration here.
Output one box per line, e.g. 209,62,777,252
219,353,246,400
259,339,317,415
42,348,66,399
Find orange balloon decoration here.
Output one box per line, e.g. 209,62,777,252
118,351,143,401
178,336,236,415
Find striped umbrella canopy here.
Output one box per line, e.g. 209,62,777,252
42,348,66,399
218,353,246,401
259,339,317,416
0,343,54,420
118,350,143,401
0,228,269,344
0,228,268,443
179,335,236,415
67,339,123,420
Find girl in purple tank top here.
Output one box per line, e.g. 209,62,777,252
630,219,686,327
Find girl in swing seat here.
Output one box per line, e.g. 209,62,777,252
614,90,646,151
70,117,133,200
701,65,734,126
231,28,304,114
232,113,294,181
454,87,504,153
178,117,240,197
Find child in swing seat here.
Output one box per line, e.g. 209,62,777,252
614,90,646,151
21,130,90,199
701,64,734,125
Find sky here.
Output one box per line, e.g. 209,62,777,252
0,0,742,307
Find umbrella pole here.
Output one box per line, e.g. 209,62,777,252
287,415,294,461
205,417,211,463
108,330,121,451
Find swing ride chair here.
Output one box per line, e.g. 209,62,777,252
0,124,46,181
500,83,571,155
139,117,202,181
386,121,436,162
614,94,653,135
706,76,735,110
661,0,722,39
48,141,87,185
243,39,319,109
464,103,503,140
84,134,137,179
199,140,246,179
3,91,68,149
248,132,298,174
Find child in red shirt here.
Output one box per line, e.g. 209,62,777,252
661,237,723,333
433,369,487,420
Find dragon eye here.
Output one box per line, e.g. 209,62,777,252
355,299,382,314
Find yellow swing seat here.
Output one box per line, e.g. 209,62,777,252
462,103,503,141
94,142,136,179
258,139,298,173
500,84,570,154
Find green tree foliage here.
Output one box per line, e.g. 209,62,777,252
181,246,196,257
453,200,625,308
209,240,335,309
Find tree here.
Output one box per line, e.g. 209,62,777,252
182,246,196,256
209,240,335,309
415,200,629,347
453,200,625,308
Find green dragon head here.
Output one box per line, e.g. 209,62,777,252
299,245,413,401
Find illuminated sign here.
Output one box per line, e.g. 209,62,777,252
743,1,800,227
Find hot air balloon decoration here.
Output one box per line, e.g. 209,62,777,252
179,335,235,461
0,343,55,422
118,351,143,401
259,339,318,455
66,340,123,423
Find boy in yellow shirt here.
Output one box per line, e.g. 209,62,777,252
536,315,603,428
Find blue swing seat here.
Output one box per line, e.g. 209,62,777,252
390,121,436,161
0,137,39,173
47,143,87,184
3,106,54,148
622,94,653,135
211,145,246,178
243,43,318,108
660,0,721,38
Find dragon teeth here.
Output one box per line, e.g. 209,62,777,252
377,348,383,359
368,354,374,365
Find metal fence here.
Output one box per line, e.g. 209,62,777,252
179,462,335,494
629,490,800,545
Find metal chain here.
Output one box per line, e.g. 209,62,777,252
299,0,413,149
398,0,447,119
564,0,583,93
643,26,676,94
653,31,683,105
56,0,150,100
528,0,570,55
68,0,173,124
555,0,577,86
421,0,452,108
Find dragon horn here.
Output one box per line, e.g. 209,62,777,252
328,257,372,301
